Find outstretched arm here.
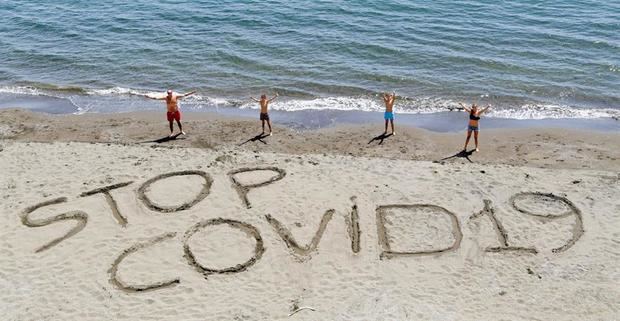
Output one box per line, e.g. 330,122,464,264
459,102,471,112
250,97,259,102
268,93,279,102
480,104,492,114
178,91,196,98
140,93,165,100
390,92,397,104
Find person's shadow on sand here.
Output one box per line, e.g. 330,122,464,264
439,149,475,163
368,133,393,145
239,133,269,146
140,133,184,144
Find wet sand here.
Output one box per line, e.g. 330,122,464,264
1,108,619,171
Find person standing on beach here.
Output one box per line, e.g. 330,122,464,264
459,102,491,152
250,93,278,136
142,89,195,137
383,92,396,135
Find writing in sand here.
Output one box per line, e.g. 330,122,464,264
19,167,584,293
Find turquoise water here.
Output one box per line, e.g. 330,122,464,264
0,0,619,120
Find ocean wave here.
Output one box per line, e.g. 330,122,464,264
0,85,89,97
489,104,620,120
239,96,620,120
86,87,139,96
1,85,618,120
0,86,44,96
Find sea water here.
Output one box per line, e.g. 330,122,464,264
0,0,618,125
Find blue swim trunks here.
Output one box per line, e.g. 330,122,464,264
384,111,394,120
468,125,479,131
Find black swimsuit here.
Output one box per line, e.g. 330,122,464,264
468,112,480,131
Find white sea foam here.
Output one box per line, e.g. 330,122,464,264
86,87,137,96
239,96,620,120
489,104,620,120
1,85,618,120
239,96,462,114
0,86,45,96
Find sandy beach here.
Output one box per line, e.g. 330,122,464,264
1,109,619,320
1,109,619,171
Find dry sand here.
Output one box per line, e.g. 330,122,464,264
1,109,619,320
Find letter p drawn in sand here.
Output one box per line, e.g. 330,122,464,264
228,167,286,208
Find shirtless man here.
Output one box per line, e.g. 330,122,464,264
250,93,278,136
143,89,195,137
382,92,396,135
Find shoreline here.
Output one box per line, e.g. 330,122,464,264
1,91,619,131
1,108,618,171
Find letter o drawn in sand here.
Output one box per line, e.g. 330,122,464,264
510,192,584,253
228,167,286,208
138,170,213,213
183,218,265,277
376,204,463,260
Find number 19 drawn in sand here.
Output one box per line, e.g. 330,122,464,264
470,192,584,254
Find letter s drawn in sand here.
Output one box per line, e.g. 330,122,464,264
20,197,88,253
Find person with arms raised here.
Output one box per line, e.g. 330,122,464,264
459,102,491,152
250,93,278,136
141,89,196,137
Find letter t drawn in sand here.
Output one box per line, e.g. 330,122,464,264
80,181,134,227
228,167,286,208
